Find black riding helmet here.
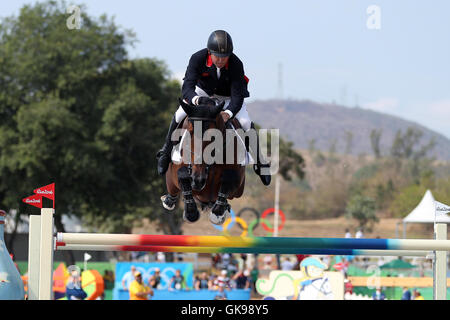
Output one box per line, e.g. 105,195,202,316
207,30,233,57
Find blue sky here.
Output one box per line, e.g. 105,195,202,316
2,0,450,138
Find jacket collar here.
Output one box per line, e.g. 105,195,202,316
206,52,229,70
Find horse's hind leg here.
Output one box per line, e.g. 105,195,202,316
177,166,200,223
210,169,239,225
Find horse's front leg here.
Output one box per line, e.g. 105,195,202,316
177,166,200,223
210,169,239,225
161,164,180,210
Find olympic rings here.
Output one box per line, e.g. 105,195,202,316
261,208,286,233
212,208,236,231
221,217,248,237
211,207,285,237
237,207,260,230
248,218,273,237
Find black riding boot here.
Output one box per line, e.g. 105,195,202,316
250,122,271,186
156,116,179,175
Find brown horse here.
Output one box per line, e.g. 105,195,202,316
161,99,246,225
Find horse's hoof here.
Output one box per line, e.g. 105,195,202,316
161,195,176,211
209,209,230,226
183,209,200,224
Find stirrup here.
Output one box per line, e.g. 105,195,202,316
254,163,270,175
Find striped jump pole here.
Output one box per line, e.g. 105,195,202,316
28,209,448,300
55,243,431,257
57,232,450,251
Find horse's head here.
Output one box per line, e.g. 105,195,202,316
178,98,226,191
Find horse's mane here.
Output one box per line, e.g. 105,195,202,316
181,105,227,132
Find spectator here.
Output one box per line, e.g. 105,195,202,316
413,289,424,300
281,257,295,271
263,254,273,270
355,228,364,239
294,254,308,270
175,252,185,261
227,255,239,275
194,272,210,290
157,252,166,262
240,253,247,267
211,253,221,269
122,265,136,291
103,270,115,292
401,287,411,300
344,273,353,295
169,269,189,291
66,270,87,300
208,273,217,290
232,269,251,289
214,269,231,289
130,251,139,261
245,254,255,270
129,271,153,300
148,268,161,289
221,253,232,270
372,287,386,300
345,228,352,238
214,284,228,300
250,267,259,294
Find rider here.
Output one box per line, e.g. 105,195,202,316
156,30,271,186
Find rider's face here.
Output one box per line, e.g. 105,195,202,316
211,54,229,69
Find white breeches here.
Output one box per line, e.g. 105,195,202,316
174,86,252,131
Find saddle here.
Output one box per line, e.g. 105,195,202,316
171,117,255,166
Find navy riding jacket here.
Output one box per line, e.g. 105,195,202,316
182,48,250,117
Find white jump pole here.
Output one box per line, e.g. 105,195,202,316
28,209,55,300
56,244,431,257
27,215,41,300
38,208,54,300
433,223,447,300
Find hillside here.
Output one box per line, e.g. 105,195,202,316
134,215,440,240
246,99,450,161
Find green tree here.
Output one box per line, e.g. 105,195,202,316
0,1,181,261
390,127,436,185
390,127,436,161
344,130,353,154
389,184,428,218
345,194,378,232
370,129,382,159
254,124,305,181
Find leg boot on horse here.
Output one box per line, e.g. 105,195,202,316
177,166,200,223
161,194,178,211
156,115,179,176
210,169,239,225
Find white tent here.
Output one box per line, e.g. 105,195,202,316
401,190,450,238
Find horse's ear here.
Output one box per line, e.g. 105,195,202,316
179,98,194,116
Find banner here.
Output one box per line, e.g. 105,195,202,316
22,195,43,209
33,183,55,200
115,262,194,291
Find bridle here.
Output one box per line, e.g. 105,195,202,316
184,116,224,191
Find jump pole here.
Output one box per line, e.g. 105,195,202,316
57,232,450,251
55,243,431,257
29,209,448,300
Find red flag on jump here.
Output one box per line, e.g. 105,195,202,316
33,183,55,200
22,194,43,209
